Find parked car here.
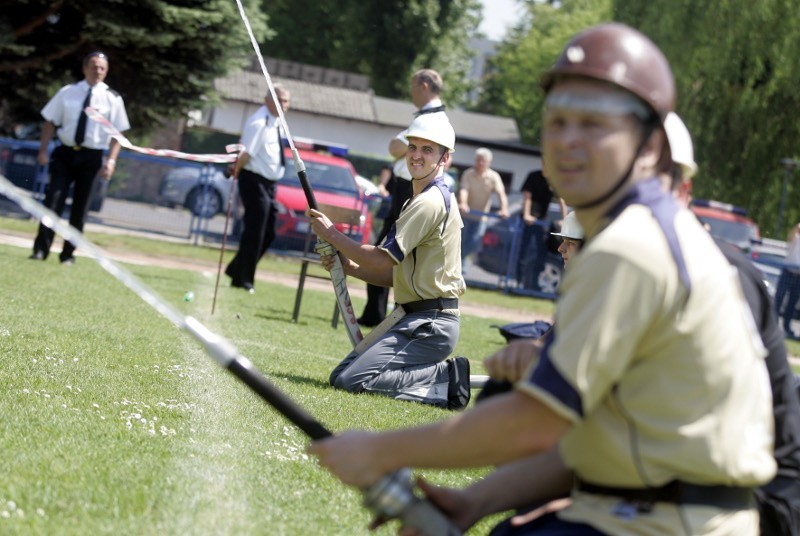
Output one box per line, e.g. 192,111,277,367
690,199,760,252
750,238,789,298
476,201,565,295
158,147,373,250
0,141,107,212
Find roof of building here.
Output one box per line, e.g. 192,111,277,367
214,70,522,146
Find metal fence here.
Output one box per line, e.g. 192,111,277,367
462,210,562,300
0,136,561,300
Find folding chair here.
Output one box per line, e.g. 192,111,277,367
292,202,363,328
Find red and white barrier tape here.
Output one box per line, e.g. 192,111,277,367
86,107,243,163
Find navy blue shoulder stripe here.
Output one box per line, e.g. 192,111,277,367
431,177,451,235
606,177,691,293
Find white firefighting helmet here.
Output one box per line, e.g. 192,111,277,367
551,211,584,240
405,113,456,153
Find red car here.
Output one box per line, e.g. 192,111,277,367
689,199,760,252
159,143,373,251
272,147,373,251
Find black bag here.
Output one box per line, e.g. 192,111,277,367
493,320,552,342
755,477,800,536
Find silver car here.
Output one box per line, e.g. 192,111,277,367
159,165,233,218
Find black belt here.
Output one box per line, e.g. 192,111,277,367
240,169,277,182
68,145,102,152
400,298,458,314
576,479,753,510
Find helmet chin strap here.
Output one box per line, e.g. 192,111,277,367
571,121,657,210
412,152,447,182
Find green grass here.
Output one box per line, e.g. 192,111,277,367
3,213,799,534
0,239,520,535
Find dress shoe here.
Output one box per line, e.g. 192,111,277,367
29,251,45,260
357,316,382,327
232,281,255,294
61,258,75,266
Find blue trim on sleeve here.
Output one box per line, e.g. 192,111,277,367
528,329,584,418
381,222,404,262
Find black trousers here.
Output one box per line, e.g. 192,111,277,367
33,145,103,261
359,178,413,324
225,169,277,287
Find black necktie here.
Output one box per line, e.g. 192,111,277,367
74,87,93,147
414,104,446,117
277,124,286,167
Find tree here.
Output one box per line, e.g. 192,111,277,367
475,0,612,145
476,0,800,236
0,0,270,137
259,0,482,106
614,0,800,237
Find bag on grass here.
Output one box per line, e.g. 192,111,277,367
492,320,552,342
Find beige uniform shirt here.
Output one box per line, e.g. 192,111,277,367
518,203,776,535
380,177,464,306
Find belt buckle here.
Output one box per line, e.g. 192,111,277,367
73,145,82,151
611,500,652,520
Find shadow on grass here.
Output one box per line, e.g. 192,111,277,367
272,372,331,390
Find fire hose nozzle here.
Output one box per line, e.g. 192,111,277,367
362,469,462,536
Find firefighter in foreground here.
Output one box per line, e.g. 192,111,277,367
309,23,775,535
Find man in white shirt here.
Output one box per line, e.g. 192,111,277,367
224,86,291,293
31,51,130,264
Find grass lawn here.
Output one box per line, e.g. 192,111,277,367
3,211,797,535
0,234,523,535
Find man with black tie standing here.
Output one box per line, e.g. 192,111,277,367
30,51,129,264
225,85,291,293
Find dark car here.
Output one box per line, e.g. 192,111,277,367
476,201,565,296
0,140,107,212
750,238,787,298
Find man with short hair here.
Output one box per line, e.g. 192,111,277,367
309,24,775,535
307,112,469,410
31,51,130,264
358,69,448,327
516,167,565,288
458,147,508,271
224,86,291,293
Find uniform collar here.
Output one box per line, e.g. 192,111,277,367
80,79,108,91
